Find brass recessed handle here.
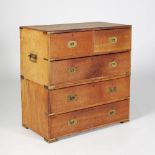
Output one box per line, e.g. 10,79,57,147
68,40,77,48
68,67,77,74
108,36,117,44
108,109,116,116
67,95,77,102
109,61,118,68
28,53,37,63
68,119,77,126
108,86,117,93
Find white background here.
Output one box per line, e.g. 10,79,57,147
0,0,155,154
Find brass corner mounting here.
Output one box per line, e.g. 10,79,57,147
44,85,56,90
43,58,56,62
20,75,24,79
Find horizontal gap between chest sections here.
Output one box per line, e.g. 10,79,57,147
44,72,130,90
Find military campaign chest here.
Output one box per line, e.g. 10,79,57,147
20,22,131,142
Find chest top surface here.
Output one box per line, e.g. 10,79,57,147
20,22,131,33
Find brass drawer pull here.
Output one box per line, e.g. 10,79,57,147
68,119,77,126
108,109,116,116
67,95,77,102
68,40,77,48
68,67,77,74
108,86,117,93
28,53,37,63
109,61,118,68
108,36,117,44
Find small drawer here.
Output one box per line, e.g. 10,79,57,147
49,99,129,139
50,31,93,59
49,76,130,114
94,28,131,54
49,51,130,85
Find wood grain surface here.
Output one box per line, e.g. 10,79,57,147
94,28,131,53
49,51,130,85
20,22,131,33
50,31,93,58
20,28,49,86
21,79,50,139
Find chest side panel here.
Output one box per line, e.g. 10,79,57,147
20,28,49,85
21,79,49,139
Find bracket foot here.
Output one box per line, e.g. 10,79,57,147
22,124,29,129
44,138,58,143
120,119,129,124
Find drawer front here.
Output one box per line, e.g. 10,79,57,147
50,99,129,139
49,77,130,114
50,31,93,59
94,28,131,54
50,52,130,85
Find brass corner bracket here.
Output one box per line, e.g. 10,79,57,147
43,58,56,62
44,85,56,90
20,75,24,79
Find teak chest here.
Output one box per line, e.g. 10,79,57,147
20,22,131,142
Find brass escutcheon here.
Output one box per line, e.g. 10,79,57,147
108,36,117,44
108,86,117,93
68,40,77,48
68,66,77,74
68,119,77,126
109,61,118,68
108,109,116,116
67,95,77,102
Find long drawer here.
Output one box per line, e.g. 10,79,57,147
49,76,130,114
49,99,129,139
49,51,130,85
